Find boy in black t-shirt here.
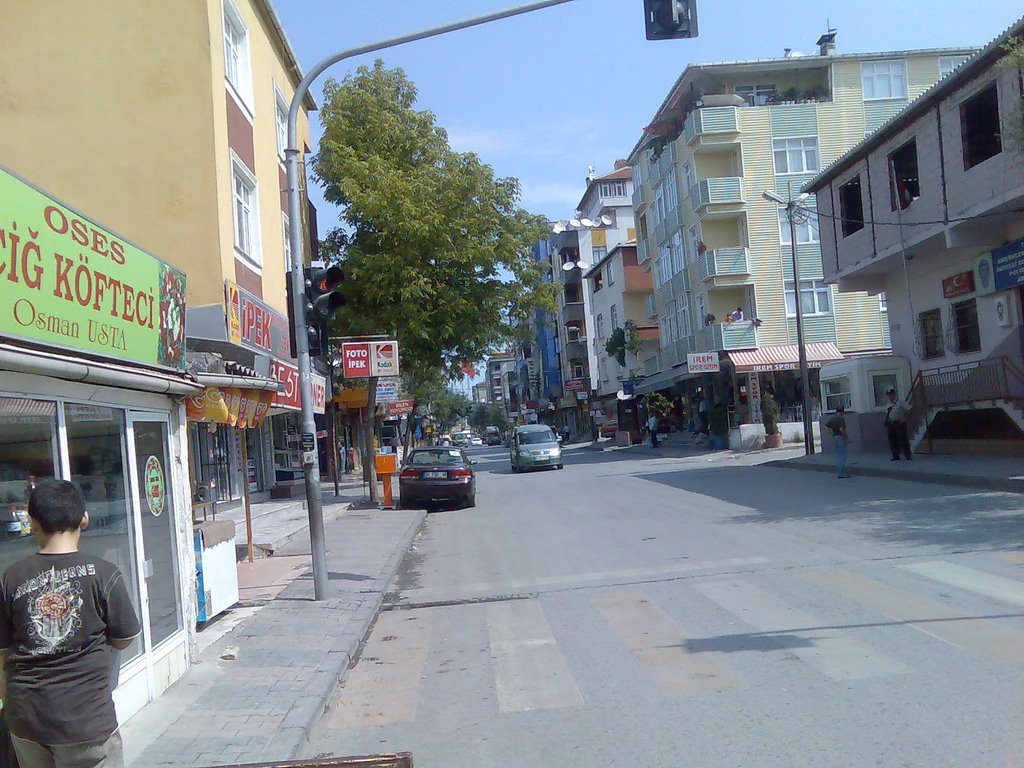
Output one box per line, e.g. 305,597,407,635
0,480,141,768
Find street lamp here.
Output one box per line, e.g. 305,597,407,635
762,186,816,455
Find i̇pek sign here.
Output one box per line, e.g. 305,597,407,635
340,340,400,378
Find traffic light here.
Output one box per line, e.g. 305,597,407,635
643,0,698,40
288,265,345,358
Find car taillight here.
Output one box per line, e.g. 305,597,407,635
450,468,472,478
399,469,418,479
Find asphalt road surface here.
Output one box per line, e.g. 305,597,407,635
309,443,1024,767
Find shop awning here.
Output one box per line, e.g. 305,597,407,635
727,342,844,373
186,373,283,429
634,365,689,395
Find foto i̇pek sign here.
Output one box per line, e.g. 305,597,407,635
0,166,187,370
341,340,400,378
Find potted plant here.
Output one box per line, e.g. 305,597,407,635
781,87,799,104
761,391,782,448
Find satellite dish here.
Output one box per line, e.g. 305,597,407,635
562,261,575,272
552,222,566,234
569,218,581,228
617,390,632,401
580,218,595,227
575,260,591,270
600,214,613,226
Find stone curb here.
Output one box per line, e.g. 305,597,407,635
764,458,1024,494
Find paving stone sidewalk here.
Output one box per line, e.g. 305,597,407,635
123,503,426,768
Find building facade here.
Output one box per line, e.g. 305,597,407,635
807,17,1024,455
628,34,975,443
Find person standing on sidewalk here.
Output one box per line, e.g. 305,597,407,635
825,405,851,478
0,480,142,768
647,413,659,448
561,423,570,444
884,388,912,461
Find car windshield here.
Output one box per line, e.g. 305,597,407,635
519,429,555,445
408,449,465,465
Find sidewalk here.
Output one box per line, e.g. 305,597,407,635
123,498,426,768
766,450,1024,493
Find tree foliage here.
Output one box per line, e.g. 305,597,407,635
314,61,556,385
429,389,473,433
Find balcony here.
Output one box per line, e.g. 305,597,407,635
684,107,740,147
698,321,757,351
689,178,744,213
561,301,585,323
623,264,652,294
698,247,751,283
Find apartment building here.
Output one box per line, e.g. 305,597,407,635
628,33,975,442
0,0,321,717
807,16,1024,456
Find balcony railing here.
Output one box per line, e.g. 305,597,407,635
698,247,751,282
689,178,745,212
683,106,740,145
632,184,647,210
697,321,757,351
561,302,585,323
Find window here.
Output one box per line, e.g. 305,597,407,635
281,213,292,271
600,180,627,198
839,176,864,237
778,208,819,245
773,137,819,174
223,1,251,106
596,313,605,339
670,231,685,274
684,162,696,191
652,183,665,224
785,280,832,317
593,271,604,293
734,83,777,107
861,60,907,100
631,161,642,187
823,377,852,411
231,157,260,266
571,361,585,379
661,301,676,347
677,294,691,339
939,55,970,79
610,304,619,330
657,245,672,285
688,225,702,262
664,167,679,211
919,309,944,359
878,292,888,312
592,246,607,264
275,88,288,159
697,293,707,325
961,83,1002,170
605,259,615,285
888,139,920,210
952,298,981,353
567,324,582,342
871,373,899,407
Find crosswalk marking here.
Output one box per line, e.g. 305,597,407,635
900,562,1024,608
327,610,434,728
593,591,738,694
486,600,585,713
695,579,911,680
804,570,1024,663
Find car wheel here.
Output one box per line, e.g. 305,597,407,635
557,463,564,470
511,461,518,473
466,494,476,508
399,494,409,509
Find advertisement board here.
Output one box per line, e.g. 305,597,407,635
941,270,975,299
270,359,326,413
563,378,586,391
225,281,290,359
687,352,720,374
375,377,399,404
0,166,187,370
340,340,400,378
386,398,415,417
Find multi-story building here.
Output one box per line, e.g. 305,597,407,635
549,228,594,436
807,17,1024,456
629,33,976,444
473,382,490,404
0,0,321,717
485,352,515,408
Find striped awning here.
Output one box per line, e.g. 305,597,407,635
727,342,844,373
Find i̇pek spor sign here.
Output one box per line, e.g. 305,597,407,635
0,165,187,370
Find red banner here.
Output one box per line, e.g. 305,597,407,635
386,398,415,417
270,359,326,413
942,270,975,299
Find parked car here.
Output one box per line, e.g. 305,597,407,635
399,447,477,508
469,436,483,446
486,432,503,446
510,425,563,472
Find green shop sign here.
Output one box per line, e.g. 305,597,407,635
0,166,186,371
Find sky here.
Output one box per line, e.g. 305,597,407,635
275,0,1023,234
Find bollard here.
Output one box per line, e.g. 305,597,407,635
374,452,398,509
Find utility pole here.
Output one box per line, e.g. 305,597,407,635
284,0,577,599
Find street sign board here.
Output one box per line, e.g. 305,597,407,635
975,238,1024,296
563,378,586,391
375,378,399,403
370,340,400,377
341,342,371,377
622,378,643,396
386,398,414,417
687,351,720,374
300,432,315,451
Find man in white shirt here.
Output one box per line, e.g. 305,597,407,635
647,414,659,448
884,388,912,461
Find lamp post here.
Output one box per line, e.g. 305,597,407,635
283,0,576,599
762,186,816,455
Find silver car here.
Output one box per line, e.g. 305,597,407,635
510,425,563,472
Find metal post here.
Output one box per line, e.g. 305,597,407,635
240,433,254,563
284,0,576,600
788,204,815,455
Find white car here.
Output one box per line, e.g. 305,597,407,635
469,436,484,446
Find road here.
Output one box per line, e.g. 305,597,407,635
309,443,1024,767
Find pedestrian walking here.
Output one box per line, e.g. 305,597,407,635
0,480,141,768
825,405,851,478
884,388,912,461
561,423,570,444
647,413,659,448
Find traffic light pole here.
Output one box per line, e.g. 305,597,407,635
284,0,576,600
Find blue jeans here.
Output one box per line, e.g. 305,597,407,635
833,434,848,477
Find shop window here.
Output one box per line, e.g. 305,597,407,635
888,139,920,210
960,83,1002,170
0,398,60,572
822,378,852,412
919,308,944,359
871,373,899,407
193,425,235,501
952,298,981,353
65,404,143,661
839,176,864,237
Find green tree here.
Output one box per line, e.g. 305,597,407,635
314,62,555,498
